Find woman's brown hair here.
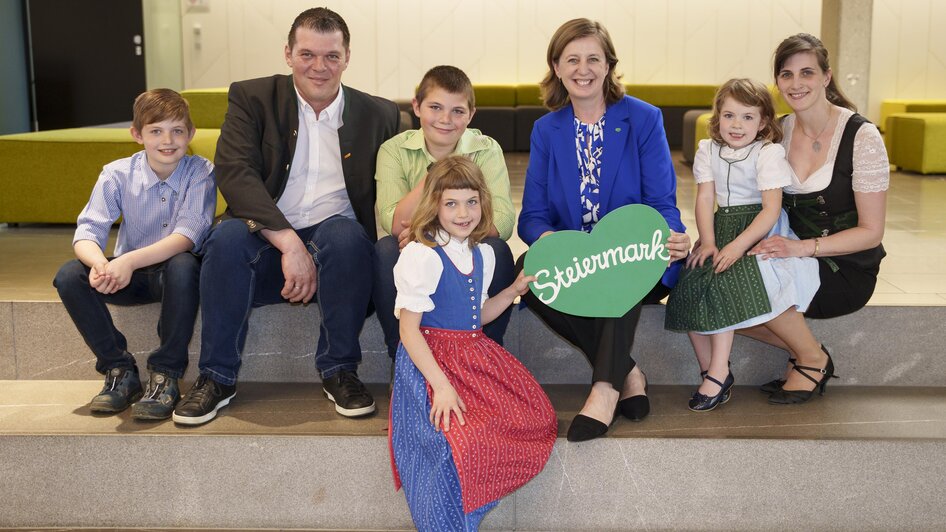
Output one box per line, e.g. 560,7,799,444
539,18,624,111
410,156,494,249
773,33,856,112
708,78,783,145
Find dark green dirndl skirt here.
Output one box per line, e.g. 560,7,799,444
665,204,771,333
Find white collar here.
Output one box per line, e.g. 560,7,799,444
294,83,345,126
434,229,471,253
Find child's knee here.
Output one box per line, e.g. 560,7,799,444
374,235,399,269
53,259,89,292
163,253,200,288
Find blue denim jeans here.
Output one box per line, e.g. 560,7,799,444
372,235,516,357
197,216,374,385
53,253,201,378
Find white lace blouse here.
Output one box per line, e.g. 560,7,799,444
392,235,495,319
780,107,890,194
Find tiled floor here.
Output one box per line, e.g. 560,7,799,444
2,151,945,304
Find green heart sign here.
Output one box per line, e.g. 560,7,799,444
523,204,671,317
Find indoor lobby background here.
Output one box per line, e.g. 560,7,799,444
1,1,946,531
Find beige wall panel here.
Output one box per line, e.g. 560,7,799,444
625,0,667,84
896,0,931,97
868,0,946,122
182,0,231,88
868,0,901,120
516,0,609,88
179,0,823,100
926,0,946,96
143,0,183,90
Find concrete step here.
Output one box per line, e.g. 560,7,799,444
1,381,944,530
3,301,944,387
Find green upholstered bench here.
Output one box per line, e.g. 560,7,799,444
879,99,946,133
513,83,719,152
0,127,225,224
514,84,547,151
625,84,717,149
180,88,229,129
467,85,517,152
0,128,141,224
885,113,946,174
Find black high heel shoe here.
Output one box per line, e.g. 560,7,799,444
689,372,734,412
619,371,649,421
567,405,619,442
768,348,838,405
759,358,795,394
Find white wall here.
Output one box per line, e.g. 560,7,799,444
180,0,821,99
144,0,184,90
869,0,946,121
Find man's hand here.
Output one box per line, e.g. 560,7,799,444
279,244,316,303
262,228,317,303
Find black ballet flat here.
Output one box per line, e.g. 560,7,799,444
567,406,618,442
619,371,650,421
768,348,838,405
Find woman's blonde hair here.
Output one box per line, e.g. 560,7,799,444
708,78,783,145
539,18,624,111
410,156,494,249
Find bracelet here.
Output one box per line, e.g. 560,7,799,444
812,237,821,257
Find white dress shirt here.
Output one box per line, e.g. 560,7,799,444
277,85,355,229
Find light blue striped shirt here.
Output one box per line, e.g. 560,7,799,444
73,151,216,256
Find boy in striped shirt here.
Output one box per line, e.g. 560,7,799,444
53,88,216,421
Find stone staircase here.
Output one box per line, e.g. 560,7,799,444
1,302,945,530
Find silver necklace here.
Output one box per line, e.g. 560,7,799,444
798,108,832,152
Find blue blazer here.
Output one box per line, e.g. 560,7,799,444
518,95,685,287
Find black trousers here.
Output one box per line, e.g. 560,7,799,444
516,254,669,390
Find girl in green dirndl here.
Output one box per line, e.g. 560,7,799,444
665,79,820,412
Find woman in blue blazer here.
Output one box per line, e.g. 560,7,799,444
518,18,691,442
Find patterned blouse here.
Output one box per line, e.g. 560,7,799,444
574,116,605,232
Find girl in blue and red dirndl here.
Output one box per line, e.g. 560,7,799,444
388,156,556,531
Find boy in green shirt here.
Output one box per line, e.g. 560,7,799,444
373,65,515,358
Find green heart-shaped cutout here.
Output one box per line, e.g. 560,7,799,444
523,204,671,317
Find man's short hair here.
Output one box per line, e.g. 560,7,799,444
288,7,350,50
132,88,193,131
415,66,475,110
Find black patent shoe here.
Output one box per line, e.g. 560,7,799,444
700,369,733,404
567,406,618,442
768,349,838,405
759,357,796,394
688,372,734,412
619,371,649,421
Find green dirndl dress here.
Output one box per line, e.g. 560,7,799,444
665,140,794,333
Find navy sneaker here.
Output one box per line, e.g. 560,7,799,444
132,371,180,421
322,370,375,417
172,375,236,426
90,366,143,413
